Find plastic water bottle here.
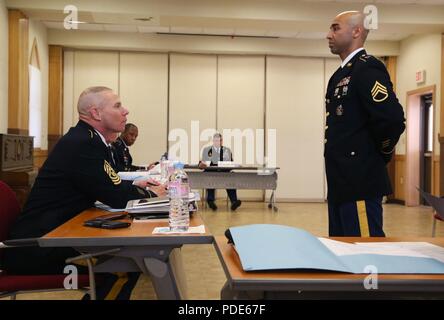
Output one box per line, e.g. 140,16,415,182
168,162,190,231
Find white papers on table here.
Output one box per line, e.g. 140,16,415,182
148,163,161,175
355,241,444,264
126,192,201,214
217,161,240,168
319,238,444,263
318,238,431,259
152,225,206,234
118,171,152,181
117,164,161,181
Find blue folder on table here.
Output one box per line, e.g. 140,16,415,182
229,224,444,274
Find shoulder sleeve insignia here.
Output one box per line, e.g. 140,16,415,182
104,160,121,185
371,81,388,102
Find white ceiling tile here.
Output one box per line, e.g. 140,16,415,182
170,27,204,34
103,24,138,33
42,21,65,30
77,23,105,31
137,26,170,33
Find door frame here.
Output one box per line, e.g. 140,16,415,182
405,85,436,206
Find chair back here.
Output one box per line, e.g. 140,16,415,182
0,181,21,243
417,187,444,219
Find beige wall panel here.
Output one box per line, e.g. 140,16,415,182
71,50,119,127
169,53,217,164
266,56,325,200
119,52,168,165
397,34,442,155
324,58,341,89
322,58,341,200
217,55,265,200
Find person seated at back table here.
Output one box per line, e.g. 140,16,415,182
198,133,242,212
111,123,156,172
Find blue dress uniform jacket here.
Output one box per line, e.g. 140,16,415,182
324,50,405,204
5,120,153,243
111,137,144,172
2,121,155,297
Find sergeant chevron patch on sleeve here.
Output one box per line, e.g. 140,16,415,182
371,81,388,102
104,160,121,185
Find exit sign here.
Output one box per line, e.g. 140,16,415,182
416,70,425,84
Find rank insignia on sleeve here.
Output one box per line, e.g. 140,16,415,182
104,160,121,185
371,81,388,102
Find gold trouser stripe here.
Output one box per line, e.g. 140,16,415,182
356,201,370,237
105,273,129,300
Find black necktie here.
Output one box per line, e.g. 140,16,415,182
107,146,116,168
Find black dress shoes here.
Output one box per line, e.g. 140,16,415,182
207,201,218,211
231,200,242,211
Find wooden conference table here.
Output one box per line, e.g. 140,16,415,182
38,208,213,300
214,236,444,299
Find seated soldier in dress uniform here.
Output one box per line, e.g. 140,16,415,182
324,11,405,237
198,133,242,211
111,123,155,172
1,86,167,300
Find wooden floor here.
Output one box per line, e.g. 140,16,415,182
3,201,443,300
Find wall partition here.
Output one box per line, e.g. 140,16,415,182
63,49,336,201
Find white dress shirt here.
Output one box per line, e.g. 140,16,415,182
340,47,365,68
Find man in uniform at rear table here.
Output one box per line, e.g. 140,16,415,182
112,123,156,172
199,133,242,211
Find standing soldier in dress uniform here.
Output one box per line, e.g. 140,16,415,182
2,86,167,299
325,11,405,237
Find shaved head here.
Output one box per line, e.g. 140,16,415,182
337,11,369,42
327,11,370,60
77,86,113,116
76,86,129,142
